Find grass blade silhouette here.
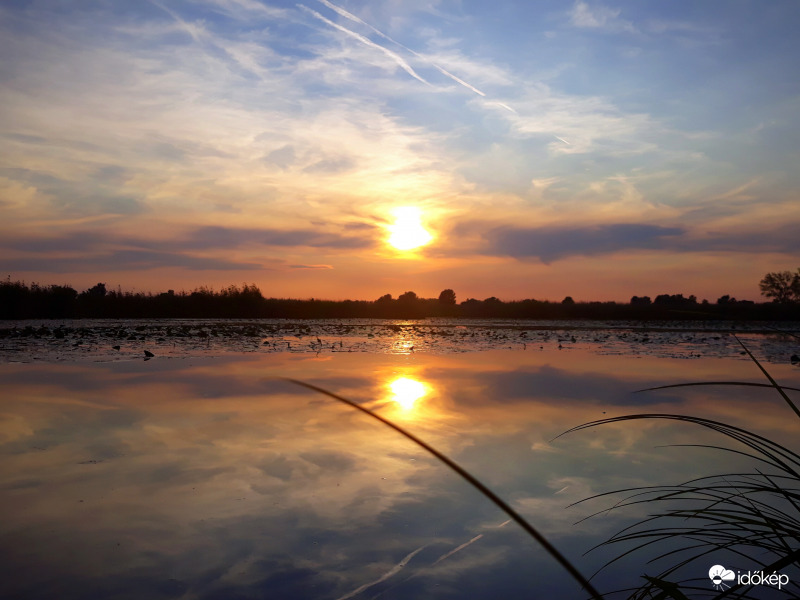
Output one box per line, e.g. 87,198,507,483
558,335,800,599
733,334,800,419
283,377,604,600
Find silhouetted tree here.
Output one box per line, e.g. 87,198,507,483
85,282,107,297
45,284,78,317
759,269,800,303
2,277,799,321
562,296,575,305
654,293,697,306
438,288,456,305
398,291,418,303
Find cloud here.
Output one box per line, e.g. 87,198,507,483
482,223,684,262
196,0,288,20
264,146,297,169
289,264,334,269
569,1,635,33
453,219,800,263
2,225,375,254
0,250,263,273
181,225,375,250
299,4,430,85
302,157,355,174
315,0,490,98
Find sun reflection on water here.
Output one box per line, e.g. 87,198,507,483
387,376,428,411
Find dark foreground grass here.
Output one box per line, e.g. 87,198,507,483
284,378,605,600
558,335,800,599
287,334,799,600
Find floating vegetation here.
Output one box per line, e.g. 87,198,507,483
0,318,797,363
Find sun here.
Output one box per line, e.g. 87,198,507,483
387,207,433,251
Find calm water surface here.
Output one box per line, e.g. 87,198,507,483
1,320,799,599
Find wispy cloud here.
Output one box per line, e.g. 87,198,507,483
299,4,430,85
289,264,334,269
1,1,798,299
0,250,263,273
0,225,376,256
148,0,205,43
569,1,635,33
316,0,489,97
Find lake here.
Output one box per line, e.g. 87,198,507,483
1,319,799,599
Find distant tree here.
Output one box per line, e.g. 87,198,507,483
47,284,78,317
438,288,456,305
85,282,107,297
562,296,575,305
398,291,418,302
630,295,651,306
717,295,737,305
654,293,697,306
759,269,800,303
376,293,393,303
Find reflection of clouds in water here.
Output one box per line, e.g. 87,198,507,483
338,519,515,600
433,520,512,567
0,349,798,598
336,544,428,600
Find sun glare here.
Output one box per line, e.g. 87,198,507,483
388,377,427,410
387,207,433,251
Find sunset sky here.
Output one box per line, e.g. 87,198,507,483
1,0,798,302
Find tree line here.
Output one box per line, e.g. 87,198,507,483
1,269,798,320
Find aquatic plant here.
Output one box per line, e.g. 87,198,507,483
559,335,800,599
287,333,799,599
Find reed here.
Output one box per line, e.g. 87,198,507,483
285,377,605,600
287,333,798,599
559,334,800,599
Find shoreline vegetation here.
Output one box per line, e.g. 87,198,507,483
2,277,799,321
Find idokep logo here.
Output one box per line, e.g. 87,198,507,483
708,564,790,591
708,565,735,590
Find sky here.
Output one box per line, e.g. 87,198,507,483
1,0,799,302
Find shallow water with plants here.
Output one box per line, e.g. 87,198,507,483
1,319,799,599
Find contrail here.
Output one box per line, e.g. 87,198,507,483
335,545,428,600
299,4,430,85
148,0,203,43
315,0,489,98
489,101,517,114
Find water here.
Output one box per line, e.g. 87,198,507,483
2,318,798,362
1,319,799,599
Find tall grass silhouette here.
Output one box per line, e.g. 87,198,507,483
287,333,799,599
558,335,800,599
285,378,604,599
